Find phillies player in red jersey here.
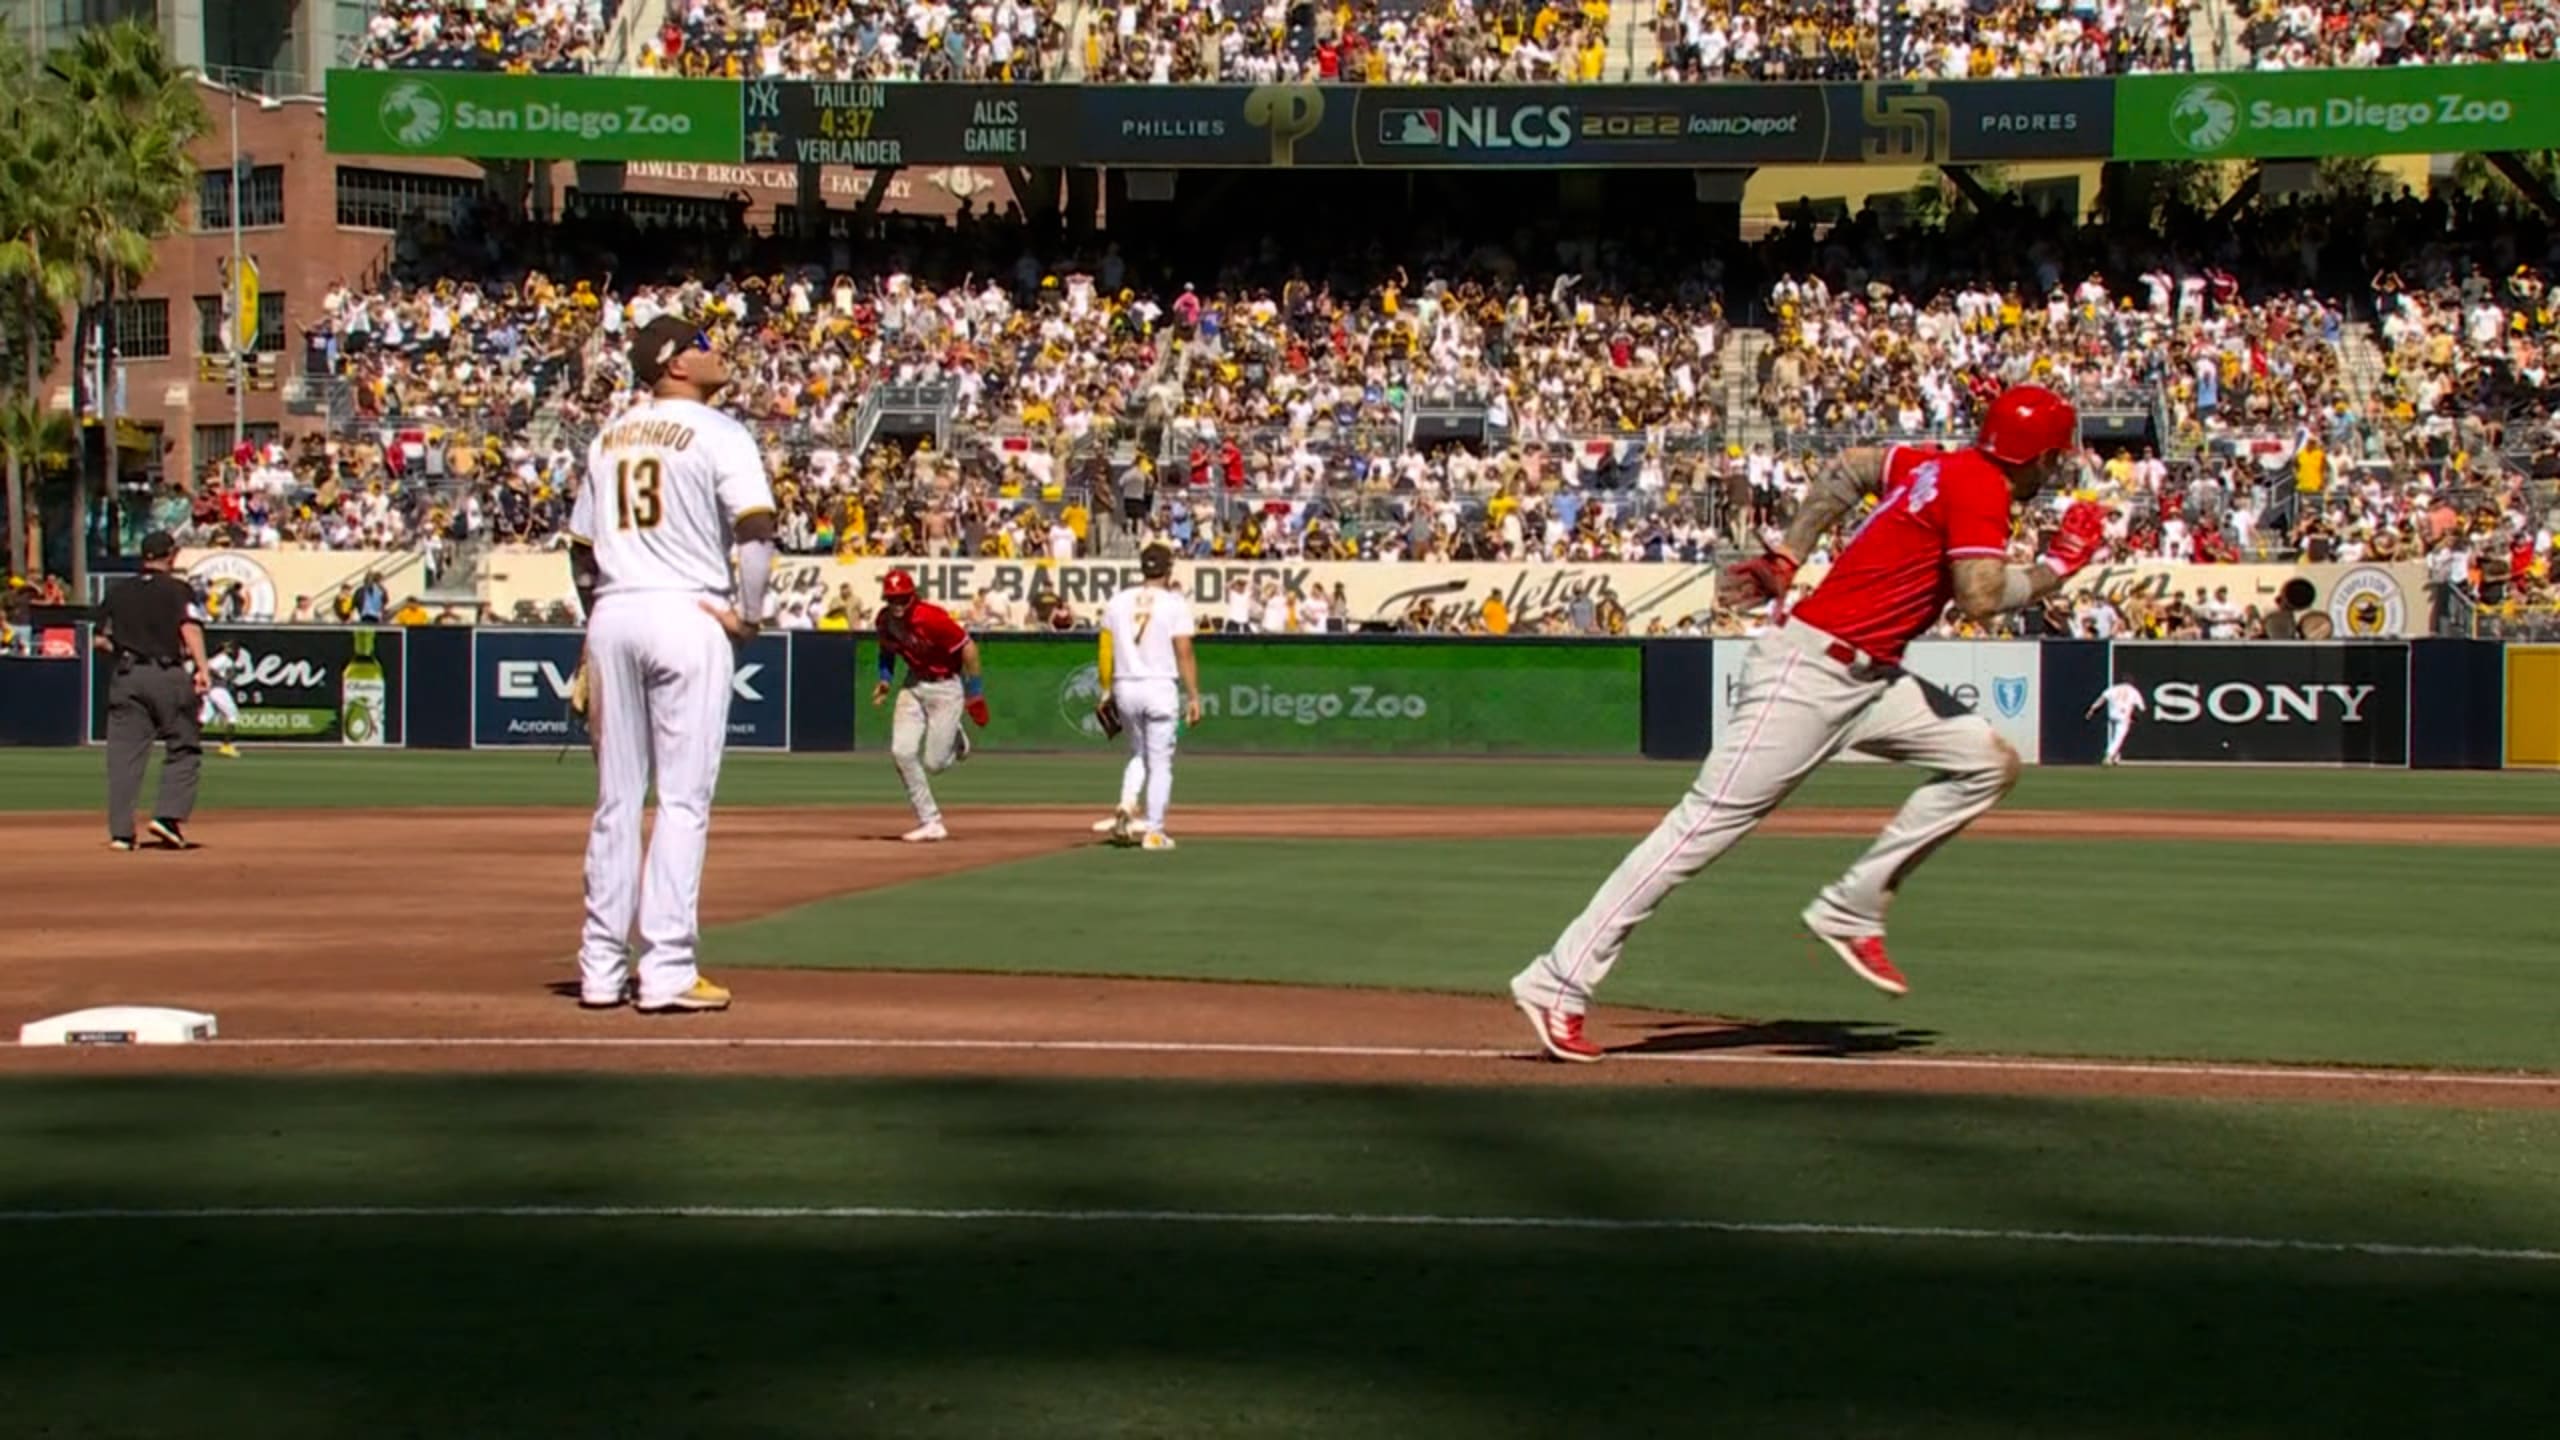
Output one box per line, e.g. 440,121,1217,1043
874,569,989,842
1510,384,2108,1063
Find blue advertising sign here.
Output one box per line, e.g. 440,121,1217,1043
470,628,791,751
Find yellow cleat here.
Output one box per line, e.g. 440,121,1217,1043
1140,831,1178,852
637,977,732,1014
216,743,241,759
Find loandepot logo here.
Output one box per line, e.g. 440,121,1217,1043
2169,82,2240,153
379,78,446,150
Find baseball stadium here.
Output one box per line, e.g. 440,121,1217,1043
3,4,2560,1435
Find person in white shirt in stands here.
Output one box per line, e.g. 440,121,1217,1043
1090,542,1203,851
2087,680,2147,766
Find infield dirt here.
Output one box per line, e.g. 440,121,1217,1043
4,805,2555,1109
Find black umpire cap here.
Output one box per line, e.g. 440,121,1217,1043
139,530,178,563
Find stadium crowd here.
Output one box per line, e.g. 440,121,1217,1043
2233,1,2560,70
153,165,2560,633
1653,0,2194,81
355,0,618,72
641,0,1058,81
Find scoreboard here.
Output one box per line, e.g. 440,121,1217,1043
742,82,1059,167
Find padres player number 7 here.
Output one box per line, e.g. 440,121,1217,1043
565,315,777,1015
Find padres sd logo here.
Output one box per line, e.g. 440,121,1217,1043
2326,566,2407,637
1861,85,1953,166
1244,86,1325,167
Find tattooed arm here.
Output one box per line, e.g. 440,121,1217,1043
1773,447,1893,564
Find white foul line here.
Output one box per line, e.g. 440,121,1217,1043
0,1202,2548,1264
76,1034,2560,1090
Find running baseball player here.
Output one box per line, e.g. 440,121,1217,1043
1091,542,1203,850
199,639,244,759
875,568,987,842
2086,679,2145,765
1510,384,2108,1062
565,314,777,1014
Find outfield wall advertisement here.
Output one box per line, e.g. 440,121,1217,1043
2106,642,2411,766
1710,639,2044,761
88,627,406,747
912,636,1642,755
469,629,792,750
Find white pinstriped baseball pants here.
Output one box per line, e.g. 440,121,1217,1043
1513,621,2019,1014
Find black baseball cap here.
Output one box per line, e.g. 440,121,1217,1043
1140,542,1175,579
139,531,178,562
630,314,708,386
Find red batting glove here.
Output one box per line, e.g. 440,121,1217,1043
2040,500,2111,579
965,696,990,728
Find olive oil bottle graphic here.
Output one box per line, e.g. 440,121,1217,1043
341,630,387,746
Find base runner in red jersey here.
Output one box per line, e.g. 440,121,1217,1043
874,568,989,843
1510,385,2108,1063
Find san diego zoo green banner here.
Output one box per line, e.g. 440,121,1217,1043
326,70,741,162
2115,64,2560,161
865,636,1642,755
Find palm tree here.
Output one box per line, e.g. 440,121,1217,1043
0,397,77,574
0,43,80,579
42,20,206,591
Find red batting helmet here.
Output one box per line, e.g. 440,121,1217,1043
1976,384,2079,467
880,569,917,600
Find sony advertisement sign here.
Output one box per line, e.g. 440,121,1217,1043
2108,643,2409,765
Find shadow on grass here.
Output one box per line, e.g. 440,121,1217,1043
2,1076,2556,1437
0,1217,2552,1439
1613,1017,1942,1058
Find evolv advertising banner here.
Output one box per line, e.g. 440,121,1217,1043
326,71,741,162
1710,638,2043,761
90,627,405,746
937,636,1640,754
2114,65,2560,161
2106,642,2409,766
471,629,791,750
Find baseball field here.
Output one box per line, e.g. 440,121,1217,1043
2,748,2555,1437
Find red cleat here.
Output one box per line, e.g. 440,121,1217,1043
1804,910,1910,997
1513,997,1604,1064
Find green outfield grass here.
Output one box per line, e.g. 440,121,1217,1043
1,747,2556,814
714,836,2557,1071
0,1076,2553,1439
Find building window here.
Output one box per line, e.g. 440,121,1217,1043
199,165,287,229
335,166,483,231
110,298,170,360
195,292,287,354
195,423,281,465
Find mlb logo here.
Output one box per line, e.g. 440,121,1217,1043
1993,676,2028,718
1378,109,1444,147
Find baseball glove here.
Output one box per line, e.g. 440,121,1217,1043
567,662,592,722
1093,694,1124,739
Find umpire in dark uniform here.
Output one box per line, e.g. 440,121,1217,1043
94,531,209,850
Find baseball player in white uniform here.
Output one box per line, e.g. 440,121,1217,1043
2087,680,2145,765
198,639,243,758
1091,543,1202,850
565,314,777,1014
